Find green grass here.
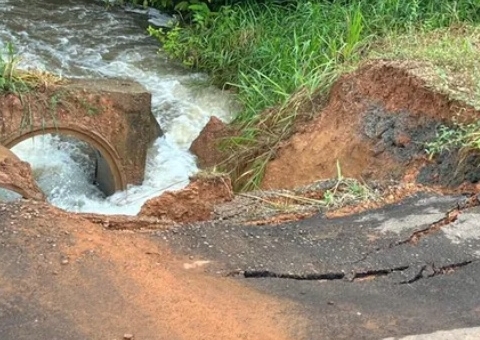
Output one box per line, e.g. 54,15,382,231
370,25,480,109
149,0,480,191
0,42,62,94
426,122,480,156
0,42,29,93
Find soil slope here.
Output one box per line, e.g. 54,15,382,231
259,61,480,190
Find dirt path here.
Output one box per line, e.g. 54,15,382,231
0,200,301,340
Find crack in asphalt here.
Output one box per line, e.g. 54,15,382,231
340,195,480,267
398,195,479,247
242,270,345,280
233,260,476,284
349,266,410,282
400,260,475,284
224,196,480,284
400,210,460,246
232,266,410,282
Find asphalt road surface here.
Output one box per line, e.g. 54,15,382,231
1,192,480,339
155,193,480,340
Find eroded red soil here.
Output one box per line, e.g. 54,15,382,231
140,173,234,223
262,61,480,190
0,144,45,200
0,201,301,340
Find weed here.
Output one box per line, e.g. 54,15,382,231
426,121,480,159
425,120,480,181
194,166,229,181
318,161,377,208
0,42,62,94
0,42,29,93
47,93,62,128
77,97,101,116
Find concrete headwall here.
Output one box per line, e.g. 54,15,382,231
0,78,162,196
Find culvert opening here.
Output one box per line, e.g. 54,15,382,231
9,133,119,205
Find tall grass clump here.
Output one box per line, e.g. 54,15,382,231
0,42,28,93
0,42,62,94
149,0,480,191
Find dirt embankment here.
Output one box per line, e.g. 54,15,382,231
191,60,480,192
263,60,480,190
0,144,45,200
3,60,480,229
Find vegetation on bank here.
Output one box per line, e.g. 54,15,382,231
145,0,480,191
0,42,61,94
0,42,27,93
0,42,67,133
426,121,480,160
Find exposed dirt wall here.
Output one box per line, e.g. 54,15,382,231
262,61,480,190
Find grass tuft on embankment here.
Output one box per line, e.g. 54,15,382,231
371,25,480,110
0,42,28,93
0,42,62,95
149,0,480,191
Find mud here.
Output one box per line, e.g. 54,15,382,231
0,200,299,340
140,174,234,223
0,144,45,200
190,116,235,168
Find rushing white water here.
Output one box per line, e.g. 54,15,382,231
0,0,237,214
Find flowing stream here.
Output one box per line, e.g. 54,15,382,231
0,0,236,214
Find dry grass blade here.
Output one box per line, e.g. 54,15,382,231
274,192,326,206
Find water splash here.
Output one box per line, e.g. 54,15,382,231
1,0,236,214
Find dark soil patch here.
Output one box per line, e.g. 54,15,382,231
361,105,439,163
417,150,480,187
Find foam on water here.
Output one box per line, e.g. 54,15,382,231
0,0,237,214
